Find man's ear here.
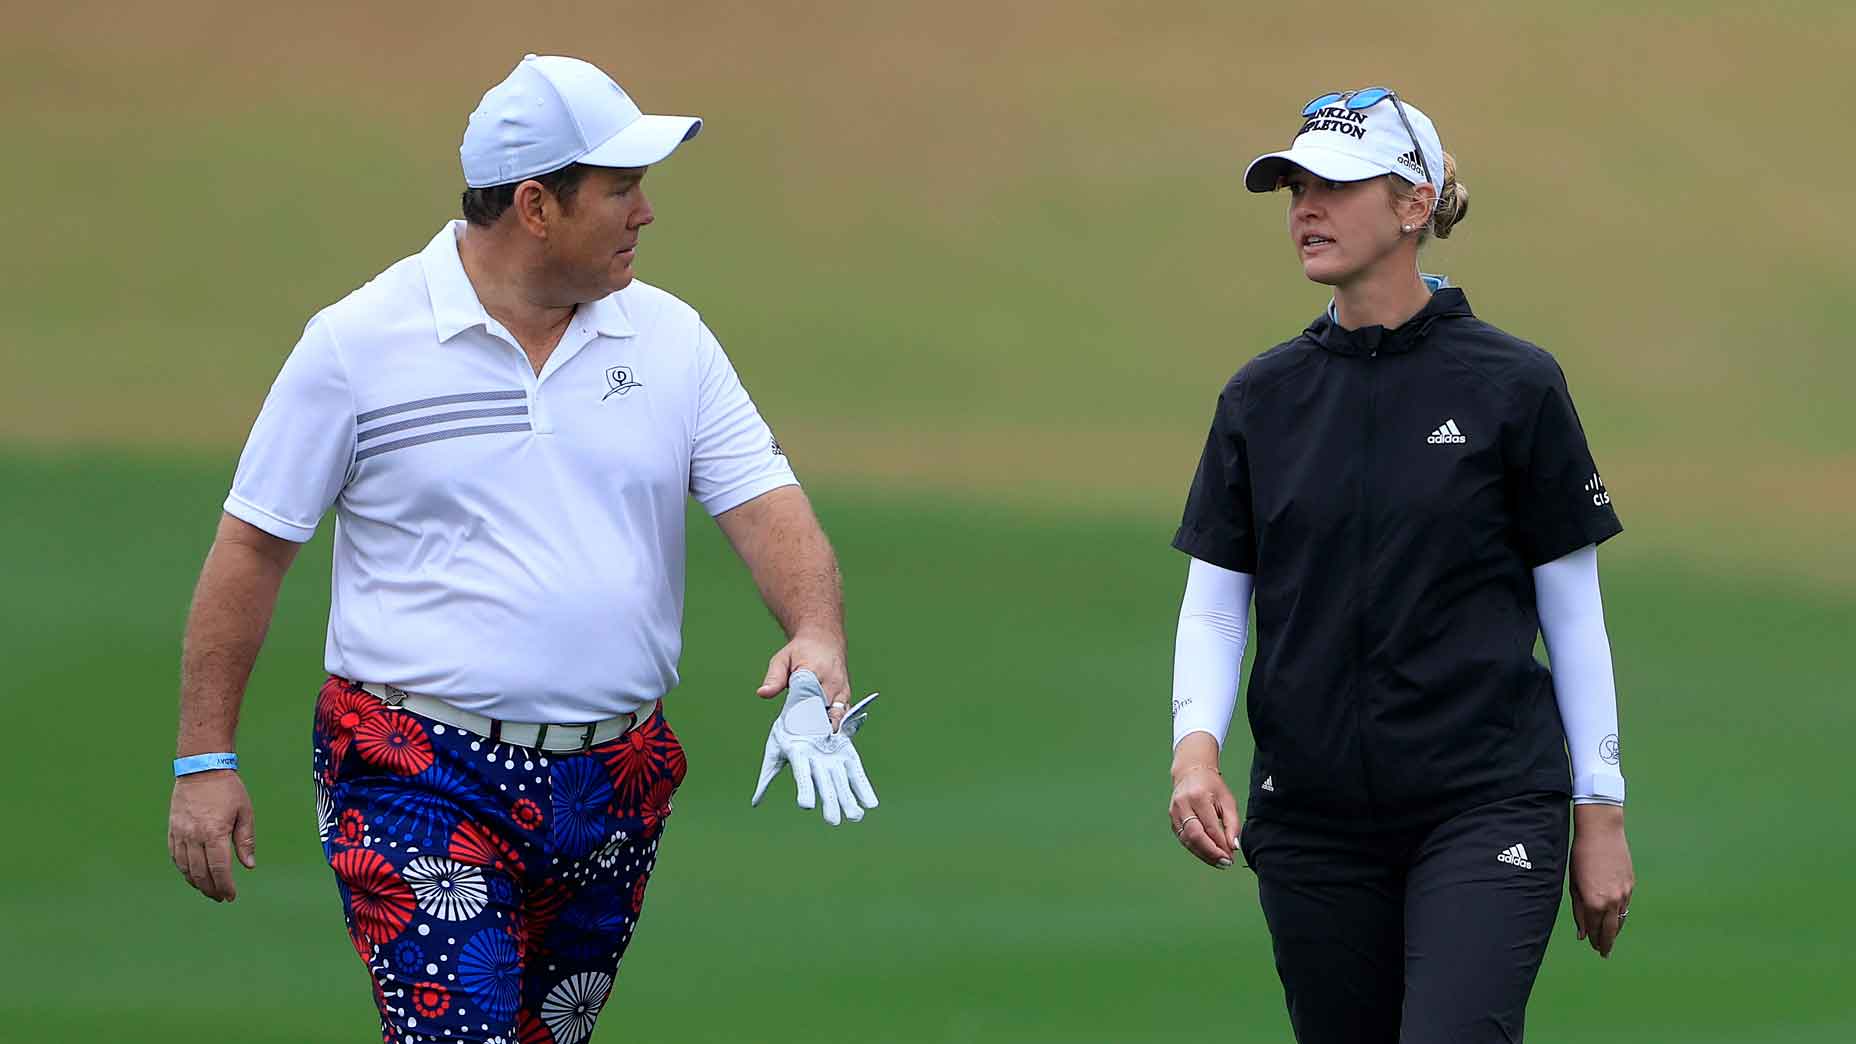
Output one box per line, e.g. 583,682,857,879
511,179,551,238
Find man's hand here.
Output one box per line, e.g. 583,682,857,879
756,633,852,730
1169,731,1241,869
168,514,293,903
168,770,256,901
1569,803,1635,958
751,669,879,826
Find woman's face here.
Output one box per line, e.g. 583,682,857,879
1281,170,1404,287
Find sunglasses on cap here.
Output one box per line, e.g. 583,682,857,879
1302,87,1432,188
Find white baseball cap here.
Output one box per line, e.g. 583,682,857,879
1244,90,1443,196
460,54,702,188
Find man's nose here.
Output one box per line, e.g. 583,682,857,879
632,188,654,229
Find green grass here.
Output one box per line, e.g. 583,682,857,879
2,449,1850,1041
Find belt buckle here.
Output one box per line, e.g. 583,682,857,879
379,684,410,708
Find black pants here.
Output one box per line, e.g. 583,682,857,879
1240,791,1569,1044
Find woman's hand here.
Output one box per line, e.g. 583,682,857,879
1569,803,1635,958
1169,732,1242,868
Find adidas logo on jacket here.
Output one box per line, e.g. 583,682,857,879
1427,419,1467,444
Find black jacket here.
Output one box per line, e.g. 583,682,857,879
1174,288,1621,830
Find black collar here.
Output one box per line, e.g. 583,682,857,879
1306,287,1475,357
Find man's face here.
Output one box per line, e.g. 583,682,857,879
544,166,654,300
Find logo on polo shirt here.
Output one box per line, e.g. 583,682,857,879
1426,418,1467,444
603,365,643,400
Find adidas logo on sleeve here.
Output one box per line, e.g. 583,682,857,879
1496,843,1533,870
1426,419,1467,444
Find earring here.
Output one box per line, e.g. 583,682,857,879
1401,224,1413,233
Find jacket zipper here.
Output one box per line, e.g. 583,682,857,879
1356,349,1380,817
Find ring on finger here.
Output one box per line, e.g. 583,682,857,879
1176,814,1201,837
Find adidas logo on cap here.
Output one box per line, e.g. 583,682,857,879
1426,419,1467,444
1396,147,1424,174
1497,843,1533,870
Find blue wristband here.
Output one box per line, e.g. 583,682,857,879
174,753,239,777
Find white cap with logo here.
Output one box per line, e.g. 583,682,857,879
460,54,702,189
1244,92,1443,196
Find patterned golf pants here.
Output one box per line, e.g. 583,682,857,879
312,677,687,1044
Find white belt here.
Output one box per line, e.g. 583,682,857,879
361,683,657,753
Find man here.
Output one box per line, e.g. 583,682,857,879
166,54,878,1044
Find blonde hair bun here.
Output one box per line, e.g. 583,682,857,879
1432,151,1470,239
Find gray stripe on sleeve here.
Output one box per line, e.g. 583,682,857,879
354,423,532,462
357,405,530,443
356,389,527,423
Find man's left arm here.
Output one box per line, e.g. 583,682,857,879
714,485,852,727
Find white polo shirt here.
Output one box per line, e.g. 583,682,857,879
225,221,797,722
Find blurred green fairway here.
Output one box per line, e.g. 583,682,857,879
3,1,1853,1040
4,454,1852,1042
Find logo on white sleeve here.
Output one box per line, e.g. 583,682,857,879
1426,419,1467,444
1585,472,1611,505
1497,843,1533,870
1599,734,1621,765
602,365,643,400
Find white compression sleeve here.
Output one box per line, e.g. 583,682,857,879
1171,558,1254,751
1533,545,1626,805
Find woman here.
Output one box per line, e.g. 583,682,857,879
1167,88,1635,1042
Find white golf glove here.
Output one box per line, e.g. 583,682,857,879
750,669,880,826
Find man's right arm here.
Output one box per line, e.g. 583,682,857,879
168,513,300,902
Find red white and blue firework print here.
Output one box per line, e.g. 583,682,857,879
313,677,687,1044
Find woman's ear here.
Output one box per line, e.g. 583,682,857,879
1400,181,1437,234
